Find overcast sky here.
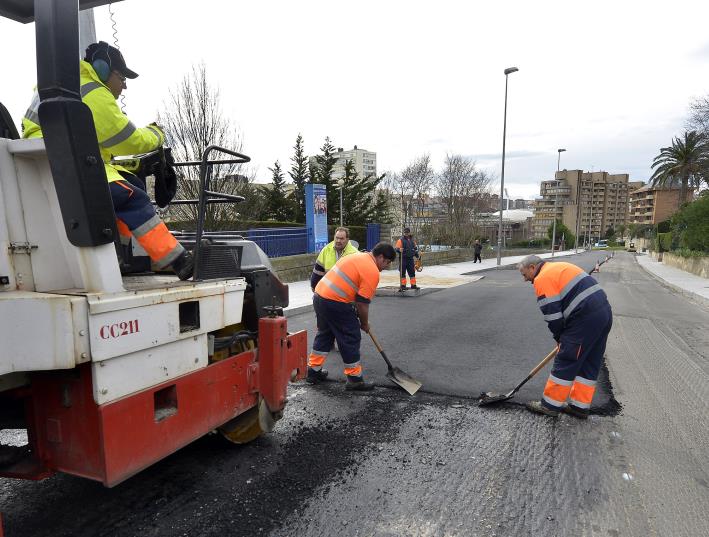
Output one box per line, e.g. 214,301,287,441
2,0,708,199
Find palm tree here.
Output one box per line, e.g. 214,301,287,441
650,130,708,204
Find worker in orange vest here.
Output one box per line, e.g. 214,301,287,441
395,227,420,290
518,255,613,419
307,242,396,391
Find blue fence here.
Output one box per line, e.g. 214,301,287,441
366,223,381,251
246,227,308,258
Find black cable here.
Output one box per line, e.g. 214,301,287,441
213,330,258,351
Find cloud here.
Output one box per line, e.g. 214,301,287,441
468,150,549,161
692,41,709,60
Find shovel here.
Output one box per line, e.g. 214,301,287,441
478,347,558,406
368,330,422,396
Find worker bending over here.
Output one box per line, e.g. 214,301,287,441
518,255,613,419
395,227,420,290
307,242,396,391
22,41,193,280
310,226,358,291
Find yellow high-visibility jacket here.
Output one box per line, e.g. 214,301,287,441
22,60,164,182
310,240,358,290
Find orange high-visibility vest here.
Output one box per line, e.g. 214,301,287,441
315,252,380,303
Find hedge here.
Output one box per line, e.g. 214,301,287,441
510,239,550,248
670,194,709,253
165,219,303,232
328,225,367,249
657,232,673,252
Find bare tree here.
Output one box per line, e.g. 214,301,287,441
688,95,709,137
387,155,436,240
435,154,493,247
158,63,261,230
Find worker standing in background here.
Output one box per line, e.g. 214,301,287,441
22,41,194,280
310,226,359,291
518,255,613,419
306,243,396,391
395,227,420,290
473,239,483,263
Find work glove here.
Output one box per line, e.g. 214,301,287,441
148,122,166,146
155,147,177,208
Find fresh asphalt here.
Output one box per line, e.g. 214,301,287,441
2,251,708,536
287,250,615,412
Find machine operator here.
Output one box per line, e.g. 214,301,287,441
22,41,194,280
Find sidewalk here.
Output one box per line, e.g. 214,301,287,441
284,249,579,317
635,253,709,308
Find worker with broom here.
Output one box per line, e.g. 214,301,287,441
306,242,397,391
518,255,613,419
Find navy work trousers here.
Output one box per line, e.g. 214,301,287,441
551,304,613,383
400,256,415,279
312,294,361,367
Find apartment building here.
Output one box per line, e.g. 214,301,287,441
308,145,377,181
628,184,694,225
532,169,643,244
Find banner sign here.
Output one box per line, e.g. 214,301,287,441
305,183,329,253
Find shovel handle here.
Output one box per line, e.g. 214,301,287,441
528,347,558,378
368,330,394,370
511,347,558,394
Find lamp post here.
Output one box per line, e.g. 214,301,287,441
497,66,519,267
337,178,344,227
551,148,566,258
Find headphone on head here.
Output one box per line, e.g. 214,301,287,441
90,41,113,82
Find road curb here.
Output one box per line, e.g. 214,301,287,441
284,303,313,318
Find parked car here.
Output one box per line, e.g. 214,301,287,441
594,240,608,248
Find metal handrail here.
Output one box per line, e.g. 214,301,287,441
192,145,251,280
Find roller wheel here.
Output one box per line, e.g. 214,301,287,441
218,398,279,444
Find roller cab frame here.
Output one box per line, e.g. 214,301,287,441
0,0,307,487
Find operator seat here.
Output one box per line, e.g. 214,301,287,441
0,103,20,140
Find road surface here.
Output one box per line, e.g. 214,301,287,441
2,251,707,536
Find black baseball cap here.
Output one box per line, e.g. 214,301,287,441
85,41,139,79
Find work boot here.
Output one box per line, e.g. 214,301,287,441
410,285,419,290
306,367,329,385
399,285,407,291
562,404,589,420
171,251,194,281
345,375,375,392
525,400,559,417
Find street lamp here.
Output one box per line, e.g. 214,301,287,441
497,66,519,267
337,178,345,226
551,148,566,258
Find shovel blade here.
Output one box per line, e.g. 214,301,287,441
478,391,514,406
386,367,422,396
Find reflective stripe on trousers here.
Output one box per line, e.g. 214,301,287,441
110,178,184,268
311,294,363,376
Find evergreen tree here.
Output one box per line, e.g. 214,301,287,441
261,161,294,221
547,219,575,248
339,160,391,226
288,134,309,223
310,137,339,219
309,138,391,226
